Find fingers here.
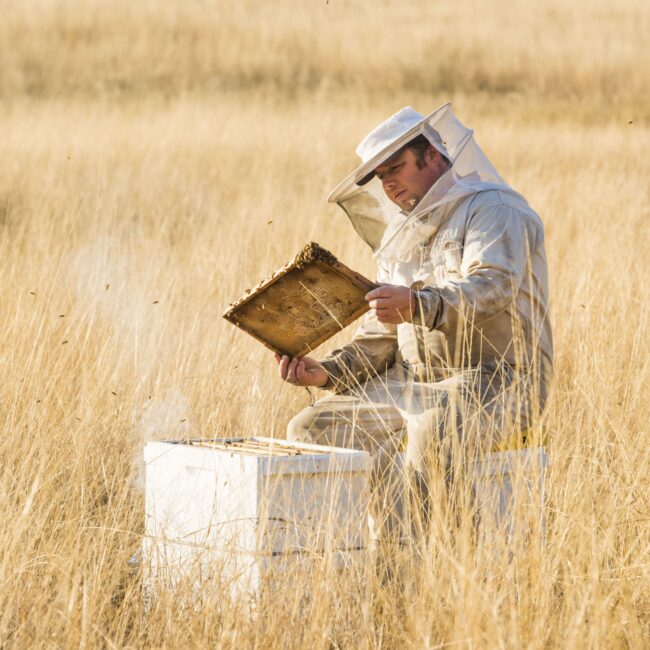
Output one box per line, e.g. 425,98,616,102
374,312,398,324
365,286,392,301
372,307,406,324
287,357,298,382
278,354,290,380
295,359,306,384
278,355,328,387
368,296,399,322
286,357,301,384
367,285,415,324
367,298,393,310
277,354,311,386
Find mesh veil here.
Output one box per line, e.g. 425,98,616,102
331,104,518,264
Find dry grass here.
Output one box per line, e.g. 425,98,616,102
0,0,648,647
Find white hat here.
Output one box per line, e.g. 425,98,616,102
328,103,450,203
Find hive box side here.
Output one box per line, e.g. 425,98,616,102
472,447,548,542
144,441,260,589
252,439,370,555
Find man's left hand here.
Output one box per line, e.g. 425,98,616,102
365,284,416,324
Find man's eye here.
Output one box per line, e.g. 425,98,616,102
377,162,401,181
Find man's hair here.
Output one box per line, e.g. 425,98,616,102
403,134,451,169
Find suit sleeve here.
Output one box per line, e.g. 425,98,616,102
319,310,398,394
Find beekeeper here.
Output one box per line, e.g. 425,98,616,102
276,103,553,539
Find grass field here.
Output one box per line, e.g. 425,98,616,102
1,0,648,647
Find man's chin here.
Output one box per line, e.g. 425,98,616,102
398,196,419,212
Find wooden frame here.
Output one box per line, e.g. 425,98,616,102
223,242,377,357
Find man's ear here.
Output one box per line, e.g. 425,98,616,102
426,145,438,161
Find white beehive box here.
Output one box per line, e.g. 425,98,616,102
392,445,548,544
472,446,548,542
143,437,370,600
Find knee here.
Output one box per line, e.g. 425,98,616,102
286,407,316,443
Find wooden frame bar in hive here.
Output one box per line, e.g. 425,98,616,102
223,242,377,357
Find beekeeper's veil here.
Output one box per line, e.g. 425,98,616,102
328,103,516,264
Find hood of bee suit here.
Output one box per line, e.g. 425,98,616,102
327,103,520,263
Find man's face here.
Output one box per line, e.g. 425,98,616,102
374,146,447,212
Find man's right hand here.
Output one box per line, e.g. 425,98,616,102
275,354,328,388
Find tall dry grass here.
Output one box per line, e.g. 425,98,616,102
0,0,648,647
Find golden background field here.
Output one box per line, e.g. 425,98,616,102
1,0,648,647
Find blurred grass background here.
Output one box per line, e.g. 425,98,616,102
0,0,648,647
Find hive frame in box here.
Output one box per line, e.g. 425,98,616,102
223,242,377,357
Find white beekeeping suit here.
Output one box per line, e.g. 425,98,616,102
288,103,553,541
